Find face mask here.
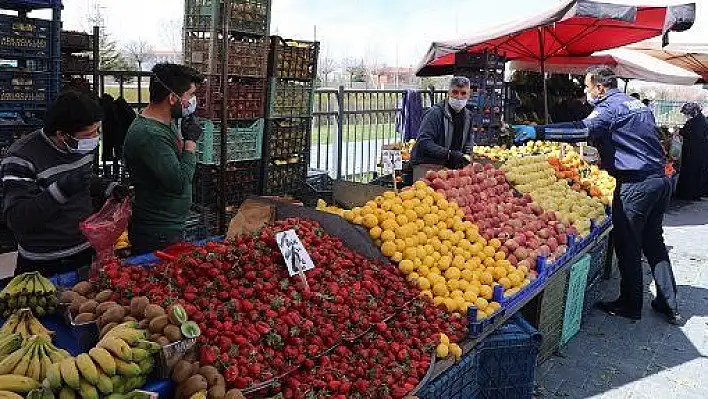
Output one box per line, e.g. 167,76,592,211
586,91,596,104
184,95,197,116
65,136,99,154
448,97,467,112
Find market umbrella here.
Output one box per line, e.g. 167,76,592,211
626,41,708,81
415,0,696,121
510,48,702,86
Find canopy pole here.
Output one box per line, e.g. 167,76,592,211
539,28,550,124
623,78,630,93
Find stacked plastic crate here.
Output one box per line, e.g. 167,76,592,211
183,0,271,231
60,29,96,93
261,36,319,196
0,0,61,253
454,51,507,146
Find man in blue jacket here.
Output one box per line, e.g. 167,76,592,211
411,77,474,181
514,66,680,324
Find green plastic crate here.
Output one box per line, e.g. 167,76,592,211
561,254,591,346
196,119,263,164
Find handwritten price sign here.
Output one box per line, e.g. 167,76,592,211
276,229,315,277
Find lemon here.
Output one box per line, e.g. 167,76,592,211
381,241,397,257
444,298,457,312
399,259,415,274
370,226,382,239
480,285,493,300
449,343,462,360
417,276,431,290
436,343,450,359
433,282,449,297
418,265,431,276
464,290,478,303
445,267,462,280
447,279,460,291
433,296,445,306
420,290,433,299
391,252,403,263
475,297,489,310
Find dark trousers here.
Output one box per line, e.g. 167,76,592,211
612,176,677,314
129,226,185,256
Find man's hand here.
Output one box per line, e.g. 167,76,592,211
181,115,203,142
513,125,538,144
56,168,91,199
450,151,471,168
107,183,131,201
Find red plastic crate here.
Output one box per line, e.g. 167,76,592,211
195,75,265,121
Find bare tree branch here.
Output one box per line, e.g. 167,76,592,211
159,18,183,58
317,53,337,87
123,39,155,71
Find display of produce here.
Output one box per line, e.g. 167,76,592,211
1,309,53,340
347,181,533,318
0,334,68,385
0,273,58,317
474,141,568,161
502,157,607,237
90,219,467,395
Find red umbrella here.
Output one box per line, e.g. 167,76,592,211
416,0,696,120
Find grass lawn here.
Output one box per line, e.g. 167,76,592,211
103,86,151,105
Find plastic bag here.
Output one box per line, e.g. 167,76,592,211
80,198,131,277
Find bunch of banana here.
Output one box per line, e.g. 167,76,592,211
0,272,58,317
0,335,69,385
44,323,161,398
0,334,22,362
1,309,53,340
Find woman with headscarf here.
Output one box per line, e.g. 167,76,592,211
675,102,708,201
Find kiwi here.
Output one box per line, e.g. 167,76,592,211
182,374,208,398
95,301,118,317
223,389,245,399
59,290,80,304
164,324,183,342
138,319,150,330
144,304,166,321
208,385,225,399
78,299,99,314
130,296,150,318
205,372,224,388
156,336,171,347
148,315,170,334
72,281,92,296
100,305,126,325
95,289,114,303
171,360,194,384
74,313,95,324
198,366,219,379
69,296,87,315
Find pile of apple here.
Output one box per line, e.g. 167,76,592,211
422,163,571,267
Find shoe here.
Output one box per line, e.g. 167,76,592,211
597,300,641,321
650,300,684,326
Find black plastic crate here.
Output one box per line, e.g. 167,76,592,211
521,267,569,363
263,117,310,160
184,31,267,77
262,161,307,197
184,0,270,36
269,36,319,81
0,0,59,10
193,161,261,210
0,14,53,58
267,78,314,118
300,172,333,207
60,31,93,52
195,75,266,122
61,53,93,74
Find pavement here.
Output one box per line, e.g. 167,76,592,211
535,198,708,399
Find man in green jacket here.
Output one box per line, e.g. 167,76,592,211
123,63,204,254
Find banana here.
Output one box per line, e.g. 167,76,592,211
31,274,44,296
27,344,42,382
45,363,62,390
78,378,99,399
27,316,52,339
0,375,41,393
110,375,124,394
44,345,68,364
129,348,148,363
25,388,42,399
58,387,76,399
14,317,29,339
133,341,161,354
26,276,35,294
36,275,56,294
114,322,139,330
98,337,132,361
41,387,55,399
0,391,24,399
113,359,141,377
95,370,113,395
75,353,98,385
0,334,22,360
137,357,153,375
0,343,31,374
1,314,19,335
105,328,145,346
122,376,146,392
12,343,34,376
38,345,52,383
59,358,80,390
88,347,115,376
1,274,29,298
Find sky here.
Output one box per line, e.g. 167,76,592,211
28,0,708,67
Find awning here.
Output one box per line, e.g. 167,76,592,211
416,0,696,77
626,41,708,81
509,48,702,86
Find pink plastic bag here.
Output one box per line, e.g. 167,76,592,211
80,198,131,277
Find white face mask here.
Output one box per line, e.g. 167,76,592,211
183,95,197,116
448,97,468,112
586,91,596,104
66,136,100,154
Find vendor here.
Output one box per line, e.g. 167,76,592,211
0,91,128,277
123,63,204,255
675,102,708,200
410,76,474,181
513,65,680,325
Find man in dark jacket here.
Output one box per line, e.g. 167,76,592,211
0,91,128,277
411,77,474,181
514,65,680,325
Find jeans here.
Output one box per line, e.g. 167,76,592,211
612,176,677,314
129,227,185,256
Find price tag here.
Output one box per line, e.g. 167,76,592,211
381,150,403,174
276,229,315,277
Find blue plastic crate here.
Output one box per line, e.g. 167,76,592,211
0,0,60,10
477,313,542,399
0,14,53,59
468,284,506,338
501,256,548,311
417,350,480,399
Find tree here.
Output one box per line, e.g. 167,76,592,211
124,39,155,71
160,18,183,59
342,58,366,87
85,1,130,71
317,55,337,88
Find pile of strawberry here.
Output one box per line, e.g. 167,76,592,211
98,218,467,396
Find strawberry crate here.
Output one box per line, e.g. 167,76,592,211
262,160,307,197
196,118,263,164
267,78,315,118
0,14,53,58
184,0,271,37
193,161,261,210
263,117,311,161
269,36,319,81
195,75,266,122
184,31,267,78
